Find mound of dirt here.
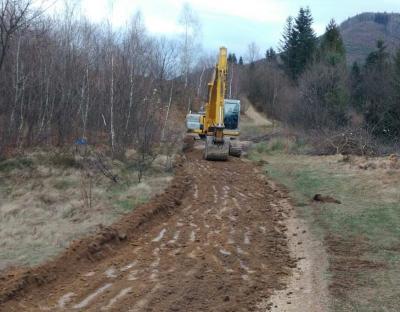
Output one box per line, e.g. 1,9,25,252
325,235,386,298
313,194,341,204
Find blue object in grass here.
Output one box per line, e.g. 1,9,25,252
75,138,88,145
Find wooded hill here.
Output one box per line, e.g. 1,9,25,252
340,12,400,64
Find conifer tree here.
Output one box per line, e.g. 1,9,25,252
265,47,277,62
388,48,400,137
350,62,363,111
280,16,298,79
294,7,317,77
393,49,400,94
365,40,389,70
232,53,238,64
319,19,346,65
280,8,316,80
362,40,392,136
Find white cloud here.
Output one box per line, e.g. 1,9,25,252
313,22,327,36
145,16,183,34
81,0,109,22
79,0,289,30
46,0,400,57
190,0,289,23
74,0,291,55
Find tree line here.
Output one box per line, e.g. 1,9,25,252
245,8,400,153
0,0,205,161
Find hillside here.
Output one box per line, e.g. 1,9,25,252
340,12,400,64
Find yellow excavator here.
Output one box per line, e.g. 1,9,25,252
186,47,241,160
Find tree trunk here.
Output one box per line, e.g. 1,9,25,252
110,54,115,156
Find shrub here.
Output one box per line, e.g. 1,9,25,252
50,153,81,169
0,157,33,172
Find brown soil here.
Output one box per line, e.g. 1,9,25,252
258,181,330,312
0,147,293,312
325,235,386,298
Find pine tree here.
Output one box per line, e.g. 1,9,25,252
387,48,400,137
393,49,400,92
319,19,346,65
238,56,244,65
362,40,392,137
350,62,363,111
297,17,348,129
265,47,277,62
365,40,389,70
232,53,238,64
280,8,317,80
294,7,317,77
280,16,298,79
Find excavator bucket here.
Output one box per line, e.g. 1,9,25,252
204,136,229,161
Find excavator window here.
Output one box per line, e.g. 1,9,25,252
224,100,240,130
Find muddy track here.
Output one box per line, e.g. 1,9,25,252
0,148,294,312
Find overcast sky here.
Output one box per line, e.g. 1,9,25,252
69,0,400,57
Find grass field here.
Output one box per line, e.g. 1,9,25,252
248,140,400,311
0,150,173,270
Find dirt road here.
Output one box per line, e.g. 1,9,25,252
0,147,294,312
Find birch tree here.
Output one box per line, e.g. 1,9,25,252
178,3,200,89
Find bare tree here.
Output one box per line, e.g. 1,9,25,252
178,3,201,89
245,42,261,64
0,0,46,72
0,1,194,161
134,88,163,182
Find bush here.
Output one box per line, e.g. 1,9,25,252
251,135,309,156
292,62,349,130
0,157,33,172
306,128,378,156
49,153,81,169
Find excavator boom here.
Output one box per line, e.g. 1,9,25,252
205,47,228,133
203,47,230,160
185,47,241,160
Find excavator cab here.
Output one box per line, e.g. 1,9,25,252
224,99,240,133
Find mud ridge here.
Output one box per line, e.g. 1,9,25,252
0,148,295,312
0,161,191,305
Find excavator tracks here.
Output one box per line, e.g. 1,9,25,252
229,140,242,158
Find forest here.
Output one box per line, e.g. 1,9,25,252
1,2,399,161
244,8,400,155
0,0,212,165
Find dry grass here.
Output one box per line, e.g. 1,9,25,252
0,150,173,270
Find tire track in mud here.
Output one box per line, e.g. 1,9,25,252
0,148,294,312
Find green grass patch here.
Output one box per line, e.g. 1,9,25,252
0,157,33,172
115,196,148,213
251,151,400,311
249,138,310,157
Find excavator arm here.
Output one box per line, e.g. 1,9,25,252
205,47,227,137
203,47,230,160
